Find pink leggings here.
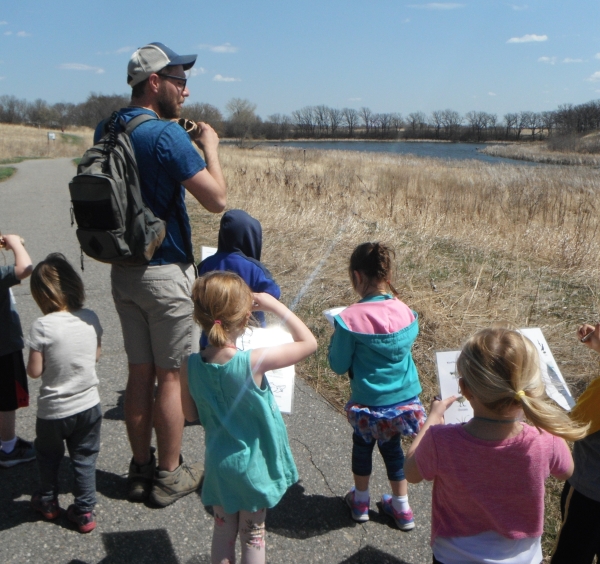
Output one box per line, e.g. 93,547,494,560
211,506,266,564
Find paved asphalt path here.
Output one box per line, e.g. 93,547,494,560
0,158,434,564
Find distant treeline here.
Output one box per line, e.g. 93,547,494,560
2,93,600,143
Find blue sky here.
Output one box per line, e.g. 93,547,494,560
2,1,600,120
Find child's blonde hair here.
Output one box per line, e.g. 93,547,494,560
457,327,588,441
30,253,85,315
349,242,399,297
192,271,253,347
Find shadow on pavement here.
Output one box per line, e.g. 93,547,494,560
98,529,181,564
103,390,125,421
339,545,416,564
265,481,352,539
95,468,128,501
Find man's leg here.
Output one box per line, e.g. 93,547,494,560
125,362,155,465
154,366,184,472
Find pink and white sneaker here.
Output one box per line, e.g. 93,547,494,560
381,494,415,531
345,487,370,522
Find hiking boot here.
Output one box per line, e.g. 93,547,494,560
0,437,35,468
31,492,60,520
381,494,415,531
67,504,96,533
149,458,204,507
127,447,156,502
345,487,370,522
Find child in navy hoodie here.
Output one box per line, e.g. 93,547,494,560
198,210,280,347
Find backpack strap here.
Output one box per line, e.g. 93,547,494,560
124,112,156,134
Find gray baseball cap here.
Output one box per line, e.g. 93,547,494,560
127,42,197,87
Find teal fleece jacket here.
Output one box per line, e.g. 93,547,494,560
327,295,421,406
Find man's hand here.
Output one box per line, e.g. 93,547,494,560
194,122,220,155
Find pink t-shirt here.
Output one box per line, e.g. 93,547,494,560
414,423,572,543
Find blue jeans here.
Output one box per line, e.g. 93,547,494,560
351,431,405,481
35,403,102,512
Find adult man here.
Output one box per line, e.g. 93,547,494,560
98,42,226,506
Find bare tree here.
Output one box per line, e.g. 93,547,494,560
342,107,360,138
360,106,373,137
406,112,427,137
292,106,316,138
226,98,258,145
503,113,518,139
442,109,462,139
430,110,444,139
328,107,342,138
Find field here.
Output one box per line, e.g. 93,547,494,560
188,145,600,560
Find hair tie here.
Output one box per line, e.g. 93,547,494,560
214,320,222,326
515,390,526,400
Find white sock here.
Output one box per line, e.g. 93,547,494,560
354,487,370,502
392,494,410,513
1,436,17,454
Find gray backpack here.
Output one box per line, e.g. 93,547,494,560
69,111,166,265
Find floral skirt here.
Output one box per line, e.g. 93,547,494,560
345,396,427,443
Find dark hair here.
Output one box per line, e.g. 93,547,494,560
349,242,398,296
30,253,85,314
131,77,149,100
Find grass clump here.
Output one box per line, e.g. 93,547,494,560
0,166,16,182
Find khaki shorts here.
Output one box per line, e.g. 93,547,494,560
111,263,199,370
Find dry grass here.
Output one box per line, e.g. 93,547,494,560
0,123,94,161
482,142,600,166
188,145,600,560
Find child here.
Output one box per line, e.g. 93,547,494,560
327,242,425,530
180,271,316,564
198,209,280,347
550,323,600,563
404,327,587,564
27,253,103,534
0,233,34,467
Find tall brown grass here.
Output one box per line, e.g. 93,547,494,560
188,145,600,560
482,142,600,166
0,123,93,161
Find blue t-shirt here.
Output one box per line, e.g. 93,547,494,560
0,266,24,357
94,107,206,265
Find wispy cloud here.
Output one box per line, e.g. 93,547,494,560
97,46,134,55
59,63,105,74
4,31,11,36
507,34,547,43
586,71,600,82
16,31,31,37
407,3,464,9
510,4,528,10
0,21,7,25
189,67,206,77
213,74,240,82
199,43,238,53
488,92,497,96
538,56,556,65
563,58,583,63
594,53,600,60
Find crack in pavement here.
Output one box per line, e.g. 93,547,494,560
292,437,336,496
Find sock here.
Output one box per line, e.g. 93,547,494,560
392,494,410,513
1,436,17,454
354,487,370,502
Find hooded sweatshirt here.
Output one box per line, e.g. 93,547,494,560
328,294,421,406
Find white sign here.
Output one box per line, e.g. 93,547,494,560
323,306,347,327
236,326,295,414
201,246,217,261
47,132,56,140
435,327,574,425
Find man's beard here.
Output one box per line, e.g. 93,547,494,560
156,87,181,119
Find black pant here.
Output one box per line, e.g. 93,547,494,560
551,481,600,564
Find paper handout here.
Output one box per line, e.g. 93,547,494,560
236,326,295,414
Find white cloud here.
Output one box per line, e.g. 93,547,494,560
586,71,600,82
59,63,105,74
538,56,556,65
510,4,528,10
115,46,134,54
563,58,583,63
594,53,600,60
213,74,240,82
488,92,497,96
189,67,206,77
16,31,30,37
507,34,548,43
199,43,238,53
407,3,464,9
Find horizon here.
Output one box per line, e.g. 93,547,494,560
2,1,600,120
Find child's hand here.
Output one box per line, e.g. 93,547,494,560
1,234,24,250
252,293,278,312
579,323,600,353
429,396,457,425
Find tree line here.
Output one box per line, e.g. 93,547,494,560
2,92,600,143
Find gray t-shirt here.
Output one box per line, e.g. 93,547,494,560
570,429,600,502
0,265,24,357
28,309,103,420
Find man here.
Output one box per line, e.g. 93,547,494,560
97,42,226,506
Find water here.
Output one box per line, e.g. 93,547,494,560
262,140,538,166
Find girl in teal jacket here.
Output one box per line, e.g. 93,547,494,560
328,242,425,531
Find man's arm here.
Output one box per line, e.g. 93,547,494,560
182,122,226,213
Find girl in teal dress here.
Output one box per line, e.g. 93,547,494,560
181,271,317,564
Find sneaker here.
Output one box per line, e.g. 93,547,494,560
149,458,204,507
345,487,370,522
127,447,156,502
381,494,415,531
0,437,35,468
31,493,60,520
67,504,96,533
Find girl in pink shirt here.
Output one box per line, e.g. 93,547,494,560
404,327,588,564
